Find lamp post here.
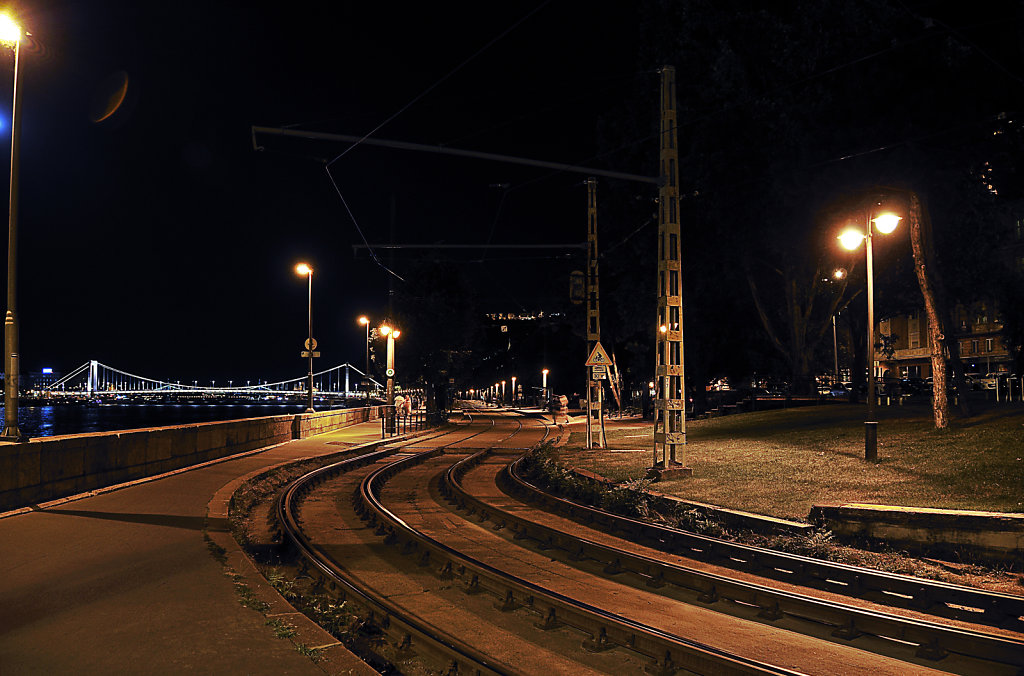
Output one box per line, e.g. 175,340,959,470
358,315,370,405
831,268,846,385
510,376,516,405
380,323,400,432
295,263,314,413
541,368,548,404
839,211,900,461
0,14,24,442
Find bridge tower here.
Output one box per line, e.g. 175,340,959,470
88,360,98,396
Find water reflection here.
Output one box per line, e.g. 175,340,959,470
0,402,330,437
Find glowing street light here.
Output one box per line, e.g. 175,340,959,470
837,211,901,461
358,315,370,404
295,263,315,412
0,13,24,441
510,376,517,405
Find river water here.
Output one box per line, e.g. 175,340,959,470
0,403,347,438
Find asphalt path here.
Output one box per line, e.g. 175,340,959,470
0,427,386,675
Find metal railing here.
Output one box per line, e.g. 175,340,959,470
380,407,446,438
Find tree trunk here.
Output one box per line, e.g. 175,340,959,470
907,192,949,429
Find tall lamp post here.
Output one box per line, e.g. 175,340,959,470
839,211,900,461
1,14,24,442
380,323,400,432
295,263,315,413
510,376,516,405
541,368,549,404
358,315,370,405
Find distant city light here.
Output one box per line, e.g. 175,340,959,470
42,367,52,374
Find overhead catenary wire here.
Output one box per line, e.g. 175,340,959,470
321,0,553,282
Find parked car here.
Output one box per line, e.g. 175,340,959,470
980,372,1009,390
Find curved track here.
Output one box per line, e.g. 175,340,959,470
276,410,1024,675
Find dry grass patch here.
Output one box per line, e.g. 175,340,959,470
558,403,1024,520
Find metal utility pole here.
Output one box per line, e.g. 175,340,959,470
652,66,690,477
585,177,605,449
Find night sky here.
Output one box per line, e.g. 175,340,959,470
3,1,642,384
1,1,1020,387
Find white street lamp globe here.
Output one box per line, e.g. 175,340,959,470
838,228,865,251
0,15,21,45
873,213,901,235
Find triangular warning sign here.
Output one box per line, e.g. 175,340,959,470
585,342,612,366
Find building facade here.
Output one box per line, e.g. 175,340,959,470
877,304,1012,379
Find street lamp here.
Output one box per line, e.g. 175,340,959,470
358,315,370,405
380,323,400,432
831,268,847,385
838,211,901,461
0,14,25,442
510,376,516,405
295,263,314,413
541,368,549,403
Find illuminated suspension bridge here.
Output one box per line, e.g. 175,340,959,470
42,360,384,401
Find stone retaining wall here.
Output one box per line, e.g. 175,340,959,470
0,406,384,512
810,503,1024,564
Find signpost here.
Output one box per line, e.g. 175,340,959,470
585,341,611,449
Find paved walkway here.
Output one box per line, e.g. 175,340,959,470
0,420,411,675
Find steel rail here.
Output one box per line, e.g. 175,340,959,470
503,455,1024,628
473,454,1024,671
357,422,800,676
277,416,513,675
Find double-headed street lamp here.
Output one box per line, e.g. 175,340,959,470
0,14,25,442
838,211,901,461
295,263,315,413
358,315,371,404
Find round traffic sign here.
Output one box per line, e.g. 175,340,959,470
305,338,317,350
385,368,395,378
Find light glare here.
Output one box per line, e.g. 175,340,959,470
838,229,865,251
358,316,369,325
295,262,312,276
0,15,21,45
873,213,901,234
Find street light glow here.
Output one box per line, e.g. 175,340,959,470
295,262,312,276
833,268,847,280
358,315,369,326
0,15,21,45
838,228,865,251
392,329,401,339
380,324,391,336
873,212,901,234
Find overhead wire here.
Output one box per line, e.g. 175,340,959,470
322,0,554,282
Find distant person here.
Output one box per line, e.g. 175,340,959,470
394,394,406,416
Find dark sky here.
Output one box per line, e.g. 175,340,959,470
3,1,642,383
1,1,1020,388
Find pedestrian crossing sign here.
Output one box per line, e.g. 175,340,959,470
585,342,612,366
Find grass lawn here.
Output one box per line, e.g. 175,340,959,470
554,402,1024,521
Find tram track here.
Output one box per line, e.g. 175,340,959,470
271,410,1023,674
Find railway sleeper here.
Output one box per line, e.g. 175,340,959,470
495,589,520,612
643,650,677,676
581,627,615,653
534,607,561,631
